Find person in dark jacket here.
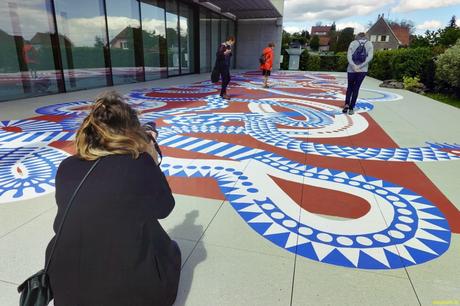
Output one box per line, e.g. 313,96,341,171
216,36,235,99
45,91,181,306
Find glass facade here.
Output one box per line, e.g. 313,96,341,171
0,0,235,102
54,0,110,91
141,0,167,80
179,3,194,74
106,0,143,84
165,0,179,76
0,0,61,100
199,10,211,73
210,13,221,67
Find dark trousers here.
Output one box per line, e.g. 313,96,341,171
220,68,230,95
345,72,367,109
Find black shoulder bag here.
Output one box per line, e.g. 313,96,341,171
17,159,101,306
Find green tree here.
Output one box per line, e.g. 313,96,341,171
449,15,457,28
329,27,340,52
310,35,320,51
410,35,430,48
299,49,309,70
331,21,336,31
282,30,291,48
388,19,415,34
301,30,310,41
291,31,308,46
436,40,460,96
335,27,354,52
438,27,460,47
94,36,105,48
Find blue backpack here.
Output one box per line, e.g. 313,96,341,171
352,41,368,65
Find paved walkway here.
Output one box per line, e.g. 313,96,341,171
0,71,459,305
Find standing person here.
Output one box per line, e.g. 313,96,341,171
44,91,181,306
260,42,275,88
343,32,374,115
216,36,235,99
23,44,39,79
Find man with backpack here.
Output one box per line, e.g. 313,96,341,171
342,32,374,115
260,42,275,88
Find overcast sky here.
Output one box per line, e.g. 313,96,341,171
283,0,460,34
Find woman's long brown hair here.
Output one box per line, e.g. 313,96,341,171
75,91,153,160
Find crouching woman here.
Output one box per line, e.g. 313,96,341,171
45,91,181,306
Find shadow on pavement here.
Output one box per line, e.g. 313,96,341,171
170,210,207,306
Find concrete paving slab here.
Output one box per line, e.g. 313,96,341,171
175,243,294,306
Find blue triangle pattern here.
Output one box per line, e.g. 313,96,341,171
357,251,390,269
296,242,319,261
383,249,409,269
322,249,356,268
405,245,438,264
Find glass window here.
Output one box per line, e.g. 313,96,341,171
106,0,143,84
228,20,236,68
54,0,109,91
179,3,194,74
141,0,167,80
221,18,228,44
199,10,211,73
166,0,179,76
210,14,220,67
0,0,61,102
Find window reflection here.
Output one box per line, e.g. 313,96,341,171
179,3,194,74
199,10,211,73
166,0,179,76
0,0,235,102
211,14,220,66
0,0,61,101
106,0,143,84
229,19,235,68
54,0,109,90
141,0,167,80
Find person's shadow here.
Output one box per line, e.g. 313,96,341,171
170,210,207,306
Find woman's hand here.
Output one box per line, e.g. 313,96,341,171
146,131,160,165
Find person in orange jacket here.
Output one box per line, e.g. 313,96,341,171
260,42,275,88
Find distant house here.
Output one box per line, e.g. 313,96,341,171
110,27,133,49
311,26,332,37
30,32,74,49
311,25,332,51
366,15,410,51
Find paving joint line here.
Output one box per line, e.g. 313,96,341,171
180,159,254,270
0,207,55,241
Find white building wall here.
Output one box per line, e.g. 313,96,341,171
235,18,283,70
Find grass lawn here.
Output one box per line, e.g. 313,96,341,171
425,92,460,109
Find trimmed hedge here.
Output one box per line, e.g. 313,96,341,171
319,55,337,71
336,52,348,72
307,55,321,71
299,50,309,70
368,47,435,89
292,52,348,72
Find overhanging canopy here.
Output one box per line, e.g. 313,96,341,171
197,0,282,19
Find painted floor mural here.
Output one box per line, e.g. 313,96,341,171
1,71,459,270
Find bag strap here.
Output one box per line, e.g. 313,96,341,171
44,158,101,273
152,139,163,166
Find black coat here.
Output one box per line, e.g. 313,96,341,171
45,153,180,306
